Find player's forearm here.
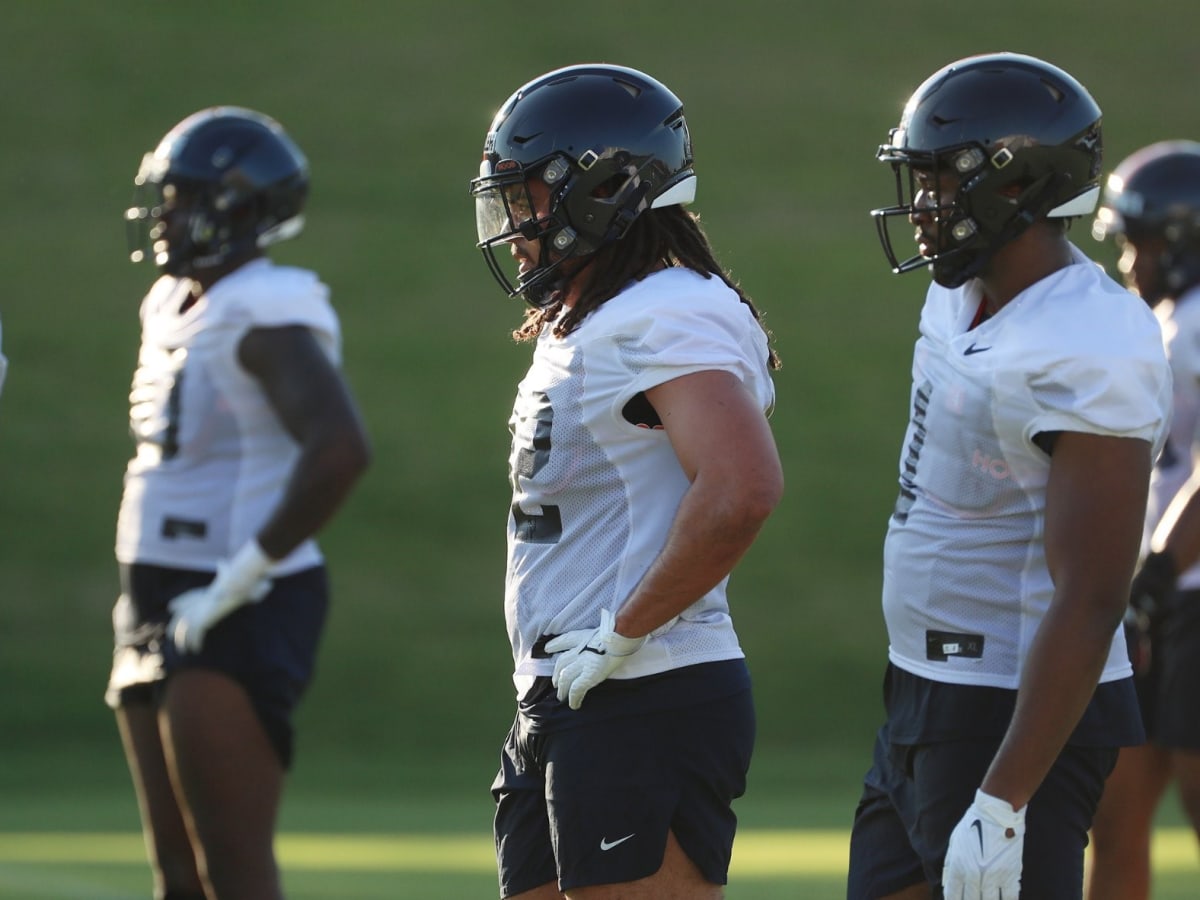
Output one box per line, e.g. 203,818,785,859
979,594,1121,809
614,474,777,638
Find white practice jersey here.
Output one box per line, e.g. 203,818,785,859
115,259,340,575
505,267,775,696
1147,285,1200,590
883,244,1171,689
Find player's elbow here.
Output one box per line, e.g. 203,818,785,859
336,429,373,484
312,426,372,490
728,467,784,532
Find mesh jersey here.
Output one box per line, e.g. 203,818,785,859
1146,285,1200,590
115,258,340,575
883,245,1171,689
505,267,775,696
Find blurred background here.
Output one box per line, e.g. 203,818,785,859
2,1,1198,896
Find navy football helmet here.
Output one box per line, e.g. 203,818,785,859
872,52,1103,288
126,106,309,276
1093,140,1200,304
469,64,696,307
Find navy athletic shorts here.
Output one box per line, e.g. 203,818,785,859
1149,587,1200,750
847,728,1116,899
491,659,754,897
105,561,329,768
847,665,1134,899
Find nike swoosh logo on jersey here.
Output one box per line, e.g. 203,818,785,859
600,833,635,851
964,343,991,355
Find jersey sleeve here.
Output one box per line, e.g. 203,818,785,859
1026,350,1170,447
214,265,341,361
608,281,774,409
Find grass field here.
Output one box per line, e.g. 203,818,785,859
3,1,1200,897
0,826,1196,899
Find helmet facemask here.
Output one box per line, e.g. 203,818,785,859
472,157,584,308
472,150,692,308
874,137,1086,289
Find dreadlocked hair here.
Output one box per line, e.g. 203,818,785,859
512,205,780,370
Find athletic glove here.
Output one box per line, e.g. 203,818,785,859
168,541,274,653
1126,550,1176,674
941,789,1025,900
544,608,647,710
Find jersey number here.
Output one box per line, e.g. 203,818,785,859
510,390,562,544
129,346,187,461
892,379,931,524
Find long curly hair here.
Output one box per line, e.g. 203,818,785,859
513,205,780,370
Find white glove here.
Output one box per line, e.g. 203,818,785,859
168,541,274,653
544,608,647,709
942,789,1026,899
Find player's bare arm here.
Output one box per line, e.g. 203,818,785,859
981,430,1152,810
613,369,783,640
239,324,372,559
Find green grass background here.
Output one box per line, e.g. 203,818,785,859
2,1,1199,896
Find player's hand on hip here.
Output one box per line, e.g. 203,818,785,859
168,541,274,653
544,608,646,709
941,789,1025,899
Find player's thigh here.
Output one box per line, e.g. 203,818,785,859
1092,742,1171,837
507,884,561,900
566,831,721,900
162,669,283,845
114,699,172,806
1155,591,1200,752
114,697,199,878
1170,748,1200,828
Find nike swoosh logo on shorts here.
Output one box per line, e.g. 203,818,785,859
964,343,991,355
600,833,635,851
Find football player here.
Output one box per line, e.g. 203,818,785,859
470,64,783,899
849,53,1172,899
109,107,370,900
1087,141,1200,900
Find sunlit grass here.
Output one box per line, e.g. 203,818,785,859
0,828,1194,874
